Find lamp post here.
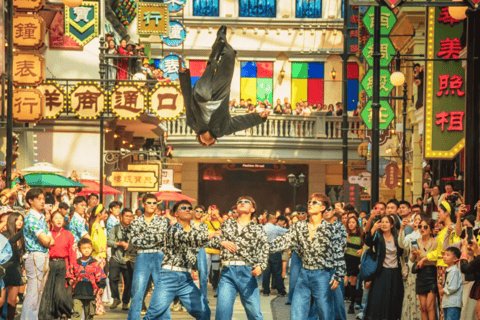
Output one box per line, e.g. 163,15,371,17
288,173,306,210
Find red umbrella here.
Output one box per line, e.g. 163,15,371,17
77,180,121,196
154,191,197,202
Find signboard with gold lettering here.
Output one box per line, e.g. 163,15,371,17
149,82,184,120
13,0,44,12
37,81,66,119
13,88,44,123
69,82,105,119
13,52,44,87
109,171,157,188
127,163,161,192
13,14,45,49
137,3,169,36
110,84,146,120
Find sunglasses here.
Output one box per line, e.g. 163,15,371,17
237,200,252,205
307,200,323,206
145,201,157,205
179,206,193,211
195,210,204,213
420,225,430,230
298,212,306,215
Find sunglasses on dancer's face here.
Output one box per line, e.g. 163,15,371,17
307,200,324,206
237,200,252,205
145,201,157,206
179,206,193,211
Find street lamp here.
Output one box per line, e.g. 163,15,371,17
288,173,306,209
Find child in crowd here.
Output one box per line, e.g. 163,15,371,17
438,247,463,320
68,238,106,320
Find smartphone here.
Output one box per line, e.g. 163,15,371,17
465,205,471,213
212,205,217,210
411,239,419,251
467,226,474,244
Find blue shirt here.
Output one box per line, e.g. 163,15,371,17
106,215,120,236
442,265,463,308
263,222,288,242
67,212,88,243
23,209,50,253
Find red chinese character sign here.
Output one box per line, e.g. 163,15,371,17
13,89,44,123
425,7,465,159
69,82,105,119
37,81,66,119
12,52,44,87
110,83,147,120
13,14,45,49
149,82,184,120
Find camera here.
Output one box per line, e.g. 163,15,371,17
445,193,459,203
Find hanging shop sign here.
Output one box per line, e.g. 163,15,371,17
363,6,398,35
149,81,185,120
13,89,44,123
365,128,392,145
362,37,396,67
343,182,361,210
160,19,186,47
109,171,157,188
69,82,105,119
13,0,44,12
361,100,395,130
162,168,174,185
110,83,147,120
424,7,465,159
64,1,99,46
384,162,399,189
165,0,186,13
37,81,66,119
127,163,161,192
158,53,185,81
361,68,393,97
13,52,44,87
13,14,45,49
137,3,169,36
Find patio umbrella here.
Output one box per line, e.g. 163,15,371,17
77,180,121,196
22,162,65,174
24,173,85,188
154,191,197,202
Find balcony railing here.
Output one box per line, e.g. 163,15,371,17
167,111,364,140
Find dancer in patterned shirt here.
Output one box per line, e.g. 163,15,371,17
270,193,346,320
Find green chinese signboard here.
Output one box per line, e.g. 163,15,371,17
361,69,393,97
363,6,397,35
361,100,395,130
424,7,465,159
362,37,396,67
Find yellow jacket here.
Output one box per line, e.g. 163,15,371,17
205,220,221,255
426,226,460,267
91,222,107,259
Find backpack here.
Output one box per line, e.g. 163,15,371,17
359,235,381,282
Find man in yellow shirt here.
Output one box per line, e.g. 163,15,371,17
204,206,224,294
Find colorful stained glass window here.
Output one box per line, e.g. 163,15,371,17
188,60,207,87
291,62,324,108
296,0,322,18
347,62,359,111
239,0,276,17
193,0,219,16
240,61,274,105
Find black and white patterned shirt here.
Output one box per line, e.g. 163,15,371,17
332,221,347,280
208,219,269,271
162,223,210,270
270,220,346,282
191,221,209,253
126,215,168,250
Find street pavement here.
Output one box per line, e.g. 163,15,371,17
96,282,358,320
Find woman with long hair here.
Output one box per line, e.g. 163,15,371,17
364,215,404,320
89,204,108,315
344,216,364,314
39,211,77,320
417,200,460,320
2,212,24,320
411,217,437,320
52,188,63,206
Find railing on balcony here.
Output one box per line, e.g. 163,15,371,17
167,112,364,140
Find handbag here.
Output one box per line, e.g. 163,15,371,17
359,235,381,282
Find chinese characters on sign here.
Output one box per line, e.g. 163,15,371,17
111,85,146,119
127,163,161,192
64,1,99,46
150,82,184,120
424,7,465,159
69,83,105,119
137,3,169,35
13,14,45,49
160,19,186,47
109,171,158,188
360,100,395,130
13,52,44,87
384,162,399,189
13,89,44,123
37,83,66,119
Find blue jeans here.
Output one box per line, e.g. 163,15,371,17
308,276,346,320
197,248,208,301
262,252,286,295
443,307,461,320
287,251,302,304
145,270,210,320
128,252,168,320
291,268,333,320
215,265,263,320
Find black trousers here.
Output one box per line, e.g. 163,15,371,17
109,259,132,304
262,252,286,295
